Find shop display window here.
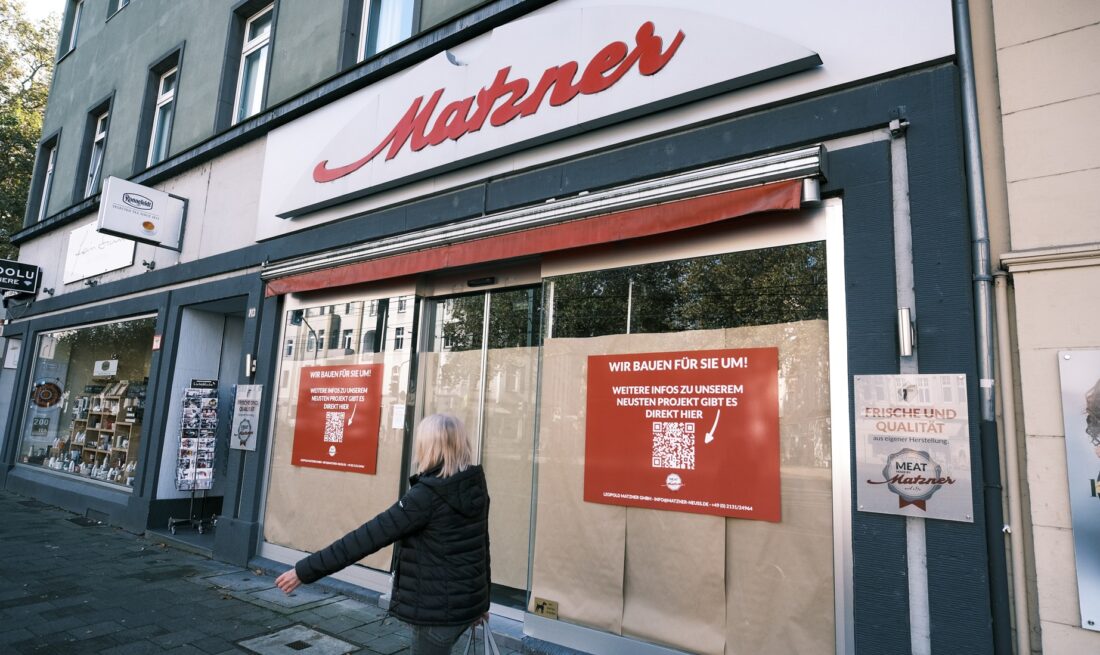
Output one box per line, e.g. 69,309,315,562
18,316,154,488
533,241,834,653
265,296,416,573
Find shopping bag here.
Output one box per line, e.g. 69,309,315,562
462,622,501,655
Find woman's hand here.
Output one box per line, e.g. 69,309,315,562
275,568,302,595
473,611,490,626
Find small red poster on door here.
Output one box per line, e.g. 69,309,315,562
585,348,781,521
292,364,383,474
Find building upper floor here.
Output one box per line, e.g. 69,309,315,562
23,0,493,230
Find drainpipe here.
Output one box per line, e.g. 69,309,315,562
952,2,1013,653
994,272,1032,655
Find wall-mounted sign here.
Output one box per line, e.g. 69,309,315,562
4,338,21,369
584,348,780,521
96,177,186,251
63,222,135,284
1058,350,1100,632
257,2,822,227
0,259,41,295
230,384,263,451
855,374,973,522
93,359,118,377
291,364,383,474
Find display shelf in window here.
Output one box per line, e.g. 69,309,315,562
44,382,145,486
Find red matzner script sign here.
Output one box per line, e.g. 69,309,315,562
585,348,780,521
292,364,383,474
313,21,684,183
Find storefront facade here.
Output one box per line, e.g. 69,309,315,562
2,1,1005,652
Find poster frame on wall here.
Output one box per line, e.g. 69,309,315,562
1058,349,1100,632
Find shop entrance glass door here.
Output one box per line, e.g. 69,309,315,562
415,286,541,609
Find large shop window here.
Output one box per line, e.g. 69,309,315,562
18,317,154,488
533,242,834,654
264,296,415,573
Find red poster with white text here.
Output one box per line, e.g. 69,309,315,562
584,348,780,521
292,364,383,474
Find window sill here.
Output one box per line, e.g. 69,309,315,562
106,6,128,23
55,47,76,66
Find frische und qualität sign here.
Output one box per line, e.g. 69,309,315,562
855,374,973,522
584,348,780,521
1058,350,1100,631
291,364,382,474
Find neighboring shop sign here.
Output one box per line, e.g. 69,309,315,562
1058,350,1100,631
96,177,186,251
63,222,135,283
230,384,263,451
584,348,780,521
0,258,40,295
176,384,219,491
291,364,383,474
855,374,973,522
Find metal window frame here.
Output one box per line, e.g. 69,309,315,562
84,110,110,198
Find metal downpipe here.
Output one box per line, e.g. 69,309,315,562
953,1,1014,652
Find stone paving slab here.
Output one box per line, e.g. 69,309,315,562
0,489,527,655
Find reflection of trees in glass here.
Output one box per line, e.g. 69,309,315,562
53,318,156,379
435,287,543,352
549,242,827,338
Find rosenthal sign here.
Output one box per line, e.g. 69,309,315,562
1058,350,1100,631
0,258,40,295
258,2,821,224
96,176,186,251
855,374,973,522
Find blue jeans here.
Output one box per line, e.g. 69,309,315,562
409,622,472,655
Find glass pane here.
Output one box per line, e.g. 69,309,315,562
371,0,414,54
264,299,413,573
149,101,174,165
481,287,540,607
415,287,541,609
236,45,267,122
17,317,154,488
159,70,177,97
532,243,833,653
246,7,273,43
85,140,104,196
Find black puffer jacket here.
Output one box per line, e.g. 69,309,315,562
294,465,490,626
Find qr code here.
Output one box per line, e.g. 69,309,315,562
651,422,696,470
324,411,345,443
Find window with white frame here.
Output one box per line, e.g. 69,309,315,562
393,326,405,350
233,5,274,124
85,111,109,197
64,0,84,54
37,144,57,222
358,0,414,62
341,330,354,350
147,67,177,166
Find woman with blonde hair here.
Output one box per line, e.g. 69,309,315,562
276,414,491,654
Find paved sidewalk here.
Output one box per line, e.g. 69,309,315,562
0,490,523,655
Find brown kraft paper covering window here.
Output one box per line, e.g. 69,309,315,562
530,320,832,654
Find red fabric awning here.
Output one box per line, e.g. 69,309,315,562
265,178,803,297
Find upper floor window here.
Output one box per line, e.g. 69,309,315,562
147,67,177,166
85,111,109,197
109,0,130,14
233,5,274,124
36,143,57,222
61,0,84,55
358,0,414,61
